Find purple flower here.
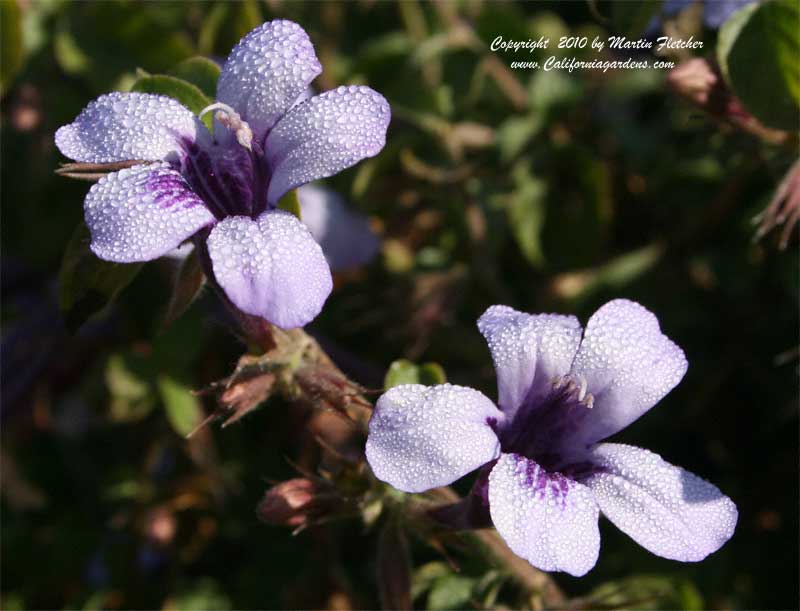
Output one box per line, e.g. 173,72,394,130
366,299,737,576
297,184,379,271
659,0,755,29
55,20,390,329
162,184,379,271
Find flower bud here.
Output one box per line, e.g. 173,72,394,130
667,57,718,107
257,478,325,527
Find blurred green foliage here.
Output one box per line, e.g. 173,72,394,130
1,1,797,609
718,0,800,130
384,359,447,388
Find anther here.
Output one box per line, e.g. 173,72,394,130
550,374,594,409
199,102,253,151
577,376,587,401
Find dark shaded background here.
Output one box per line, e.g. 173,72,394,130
2,1,797,609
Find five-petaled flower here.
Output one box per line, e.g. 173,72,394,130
55,20,390,329
366,299,737,576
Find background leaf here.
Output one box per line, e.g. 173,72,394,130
384,359,447,388
427,575,474,611
130,74,213,127
162,248,206,328
612,0,664,38
168,57,221,99
58,223,143,332
506,164,547,268
157,375,203,437
0,0,24,94
718,0,800,130
276,188,302,220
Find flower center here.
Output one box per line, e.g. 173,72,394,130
499,374,594,470
180,105,268,220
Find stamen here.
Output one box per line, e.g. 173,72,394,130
199,102,253,151
550,374,594,409
577,376,587,401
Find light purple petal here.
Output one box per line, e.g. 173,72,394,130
704,0,754,28
488,453,600,576
582,443,737,562
55,92,201,163
477,305,582,421
296,184,379,271
265,86,390,205
216,20,322,142
366,384,503,493
569,299,688,445
84,162,214,262
291,86,315,109
206,209,332,329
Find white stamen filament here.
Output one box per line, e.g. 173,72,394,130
577,375,587,401
199,102,253,151
550,374,593,408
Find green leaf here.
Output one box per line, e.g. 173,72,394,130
171,579,231,611
385,360,420,387
53,28,90,75
131,74,213,127
384,359,447,389
497,115,542,162
105,354,155,422
52,4,194,90
507,173,547,269
58,223,143,332
276,188,302,220
168,56,221,99
612,0,663,39
718,0,800,130
418,363,447,385
1,593,25,611
0,0,24,94
232,0,263,39
157,375,203,437
586,574,703,610
677,580,705,611
427,575,474,611
411,562,451,600
162,248,206,328
198,3,230,55
553,243,664,302
716,1,756,79
529,70,583,117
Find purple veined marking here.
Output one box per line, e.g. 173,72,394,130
366,299,738,576
55,19,390,329
145,170,201,211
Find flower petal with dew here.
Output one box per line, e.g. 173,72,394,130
55,92,203,164
297,184,379,271
366,299,736,575
581,443,738,562
56,19,390,329
85,162,215,262
488,453,600,577
477,305,582,422
366,384,504,494
265,85,390,205
568,299,688,447
206,210,332,330
216,20,322,144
